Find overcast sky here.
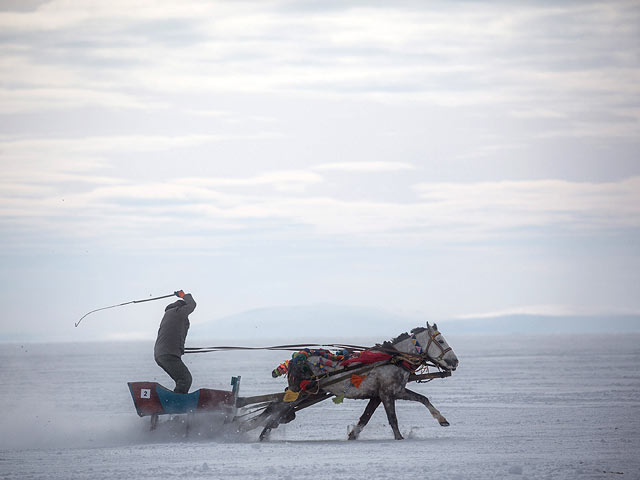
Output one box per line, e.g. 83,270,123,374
1,0,639,341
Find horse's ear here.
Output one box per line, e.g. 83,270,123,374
433,322,438,331
426,321,431,329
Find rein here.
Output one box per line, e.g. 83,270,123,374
185,331,451,377
304,342,446,392
184,343,370,354
184,331,449,361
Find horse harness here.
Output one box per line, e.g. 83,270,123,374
385,330,451,371
283,330,452,396
419,330,452,363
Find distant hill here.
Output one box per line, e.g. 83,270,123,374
190,304,640,342
444,313,640,335
191,304,417,342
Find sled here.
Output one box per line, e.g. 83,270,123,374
128,377,289,431
128,376,244,430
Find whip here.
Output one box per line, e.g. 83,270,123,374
75,291,182,327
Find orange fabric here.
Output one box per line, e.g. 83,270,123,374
350,374,366,388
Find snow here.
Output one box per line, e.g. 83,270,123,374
1,333,639,479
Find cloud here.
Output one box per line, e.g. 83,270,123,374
2,159,639,252
313,162,414,172
178,171,324,193
0,87,159,113
0,0,637,144
455,304,640,319
1,2,639,251
0,0,212,31
413,178,640,231
0,133,283,173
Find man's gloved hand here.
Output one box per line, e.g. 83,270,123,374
174,290,185,298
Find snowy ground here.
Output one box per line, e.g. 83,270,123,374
1,333,639,479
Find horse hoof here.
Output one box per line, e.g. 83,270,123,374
439,420,450,427
394,435,404,440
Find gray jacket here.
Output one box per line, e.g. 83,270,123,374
154,293,196,358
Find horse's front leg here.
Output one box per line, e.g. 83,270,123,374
398,388,450,426
380,395,403,440
348,397,381,440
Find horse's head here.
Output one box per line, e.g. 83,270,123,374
424,322,458,371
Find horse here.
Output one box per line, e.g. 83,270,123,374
241,322,458,440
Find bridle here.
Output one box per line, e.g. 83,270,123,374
421,330,452,364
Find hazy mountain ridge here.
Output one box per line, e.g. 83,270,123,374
192,304,416,341
5,305,638,343
191,304,640,341
444,313,640,335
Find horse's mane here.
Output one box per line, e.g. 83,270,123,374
380,326,428,348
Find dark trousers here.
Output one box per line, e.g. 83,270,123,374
155,354,192,394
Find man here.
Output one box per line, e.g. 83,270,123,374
154,290,196,394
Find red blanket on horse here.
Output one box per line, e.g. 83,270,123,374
340,351,392,367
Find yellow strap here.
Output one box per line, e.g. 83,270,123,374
283,389,300,402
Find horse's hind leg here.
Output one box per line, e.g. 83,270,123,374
348,397,381,440
399,388,449,427
258,403,296,441
380,395,403,440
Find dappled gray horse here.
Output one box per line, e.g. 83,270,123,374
245,322,458,440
